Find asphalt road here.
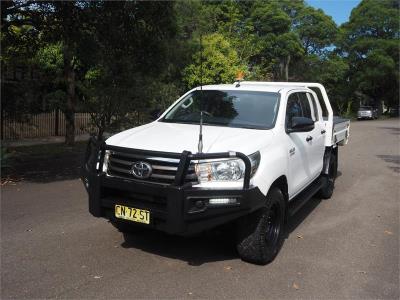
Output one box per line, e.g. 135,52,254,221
1,119,399,299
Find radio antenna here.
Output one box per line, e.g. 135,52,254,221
197,34,204,153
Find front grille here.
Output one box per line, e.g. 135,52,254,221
107,150,198,185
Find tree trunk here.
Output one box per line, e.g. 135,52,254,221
59,1,77,146
278,61,284,80
284,54,291,82
96,117,105,141
64,42,76,145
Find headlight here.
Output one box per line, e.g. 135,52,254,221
195,159,244,182
195,151,261,182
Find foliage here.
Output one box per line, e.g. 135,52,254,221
183,33,245,87
78,1,177,139
338,0,399,109
1,0,399,142
36,43,63,74
294,6,337,55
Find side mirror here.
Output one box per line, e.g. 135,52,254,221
150,109,162,121
288,117,314,133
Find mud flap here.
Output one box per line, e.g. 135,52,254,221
322,146,338,175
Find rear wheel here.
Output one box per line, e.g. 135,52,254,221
236,187,286,265
318,151,338,199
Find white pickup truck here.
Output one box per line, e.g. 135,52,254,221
82,81,350,265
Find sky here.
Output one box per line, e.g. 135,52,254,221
307,0,362,25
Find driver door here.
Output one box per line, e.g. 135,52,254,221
285,92,321,198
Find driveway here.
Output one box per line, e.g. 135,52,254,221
1,119,399,299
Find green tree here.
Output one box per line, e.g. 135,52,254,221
2,1,177,141
183,33,245,87
294,6,337,55
300,54,350,115
1,1,44,118
247,1,305,81
339,0,399,111
34,1,87,144
80,1,177,139
2,1,89,144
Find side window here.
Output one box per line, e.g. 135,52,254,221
286,92,316,129
286,93,302,127
297,93,312,119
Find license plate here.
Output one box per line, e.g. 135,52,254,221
115,205,150,224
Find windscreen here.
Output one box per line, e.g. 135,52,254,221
162,90,280,129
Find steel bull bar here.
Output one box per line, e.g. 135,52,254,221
81,137,257,235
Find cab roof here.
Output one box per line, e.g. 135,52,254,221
195,81,319,94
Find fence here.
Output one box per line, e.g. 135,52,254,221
0,110,93,140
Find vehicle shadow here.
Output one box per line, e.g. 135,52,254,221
120,195,327,266
121,226,238,266
285,197,322,235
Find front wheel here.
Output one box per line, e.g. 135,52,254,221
236,187,286,265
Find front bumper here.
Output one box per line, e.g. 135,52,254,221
82,138,265,235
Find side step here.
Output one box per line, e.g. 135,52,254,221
288,177,323,217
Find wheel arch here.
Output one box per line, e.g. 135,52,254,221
269,175,289,223
270,175,289,204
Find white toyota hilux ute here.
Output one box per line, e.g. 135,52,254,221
82,81,350,265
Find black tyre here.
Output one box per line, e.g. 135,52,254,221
318,151,338,199
236,187,286,265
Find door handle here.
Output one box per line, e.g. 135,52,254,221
321,130,326,134
306,136,313,142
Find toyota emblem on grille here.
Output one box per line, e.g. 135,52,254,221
130,161,152,179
